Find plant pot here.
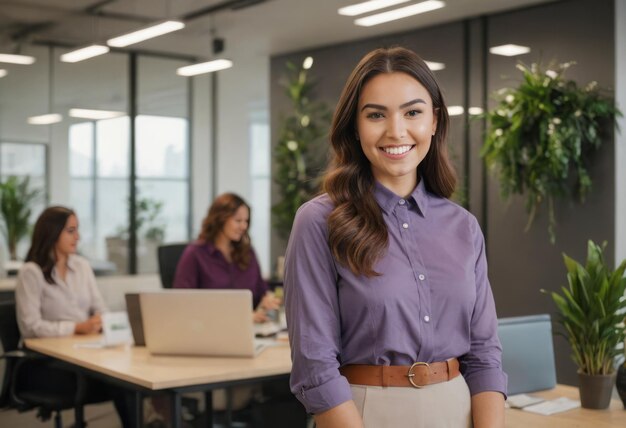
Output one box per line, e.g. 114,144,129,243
578,372,616,409
617,364,626,409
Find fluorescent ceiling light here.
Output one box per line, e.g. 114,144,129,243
339,0,410,16
0,69,7,78
0,53,36,65
61,45,110,63
28,113,63,125
107,20,185,48
447,106,464,116
425,61,445,71
468,107,484,115
489,44,531,57
69,108,125,120
355,0,445,27
176,59,233,76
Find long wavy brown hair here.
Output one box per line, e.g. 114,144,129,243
26,206,76,285
198,193,252,269
323,47,457,277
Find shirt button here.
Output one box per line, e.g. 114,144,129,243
402,223,409,229
399,199,406,205
418,274,425,280
424,315,430,322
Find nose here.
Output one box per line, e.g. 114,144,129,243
386,114,406,140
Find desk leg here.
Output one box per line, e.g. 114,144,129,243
132,391,143,428
172,392,182,428
204,390,213,428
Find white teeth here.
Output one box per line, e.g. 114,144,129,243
383,145,412,155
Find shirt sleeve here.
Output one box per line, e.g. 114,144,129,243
460,216,508,398
173,246,199,289
15,264,76,338
284,200,353,414
249,249,268,308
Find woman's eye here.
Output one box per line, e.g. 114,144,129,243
366,112,384,119
406,110,421,117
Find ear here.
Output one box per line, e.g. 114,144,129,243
432,108,439,136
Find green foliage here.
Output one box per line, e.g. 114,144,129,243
116,194,165,242
481,62,621,243
272,57,331,240
0,176,42,260
546,240,626,375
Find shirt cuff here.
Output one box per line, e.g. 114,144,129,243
295,375,353,414
60,320,76,336
464,367,508,399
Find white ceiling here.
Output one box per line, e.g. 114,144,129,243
0,0,554,60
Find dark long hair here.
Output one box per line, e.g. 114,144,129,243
198,193,252,269
26,206,76,284
323,47,456,277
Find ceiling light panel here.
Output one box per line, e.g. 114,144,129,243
354,0,445,27
0,70,7,78
176,59,233,76
28,114,63,125
61,45,110,63
107,20,185,48
425,61,445,71
0,53,36,65
489,44,531,57
447,106,464,116
69,109,126,120
338,0,410,16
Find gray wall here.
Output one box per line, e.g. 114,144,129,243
270,0,616,386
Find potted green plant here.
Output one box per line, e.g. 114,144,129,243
0,176,42,260
546,240,626,409
272,56,330,241
482,62,621,243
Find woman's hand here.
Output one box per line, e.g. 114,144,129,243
259,291,281,311
253,308,269,323
74,314,102,334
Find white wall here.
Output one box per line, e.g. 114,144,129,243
616,0,626,266
191,74,212,237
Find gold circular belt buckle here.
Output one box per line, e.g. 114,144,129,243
407,362,430,388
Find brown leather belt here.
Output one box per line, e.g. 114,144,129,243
339,358,460,388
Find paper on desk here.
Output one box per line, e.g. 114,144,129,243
522,397,580,415
507,393,545,409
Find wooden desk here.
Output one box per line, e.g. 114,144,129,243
506,384,625,427
25,335,292,427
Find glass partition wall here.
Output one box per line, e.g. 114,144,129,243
0,45,192,274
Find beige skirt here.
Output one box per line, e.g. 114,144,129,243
350,375,473,428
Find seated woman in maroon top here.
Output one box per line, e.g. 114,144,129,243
173,193,279,322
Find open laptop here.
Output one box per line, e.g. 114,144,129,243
140,289,270,357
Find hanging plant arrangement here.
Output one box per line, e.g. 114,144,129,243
272,56,331,240
481,61,621,243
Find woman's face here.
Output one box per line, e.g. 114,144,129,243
55,214,80,257
356,71,437,192
221,205,250,243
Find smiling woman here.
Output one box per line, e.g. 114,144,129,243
285,47,506,428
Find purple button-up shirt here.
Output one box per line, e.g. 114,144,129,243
173,241,268,308
284,180,507,414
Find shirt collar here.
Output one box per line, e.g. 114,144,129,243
373,178,429,217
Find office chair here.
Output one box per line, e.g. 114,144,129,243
157,243,188,288
497,314,557,395
0,300,89,428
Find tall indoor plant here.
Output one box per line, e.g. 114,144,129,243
547,240,626,408
272,56,330,240
482,62,621,243
0,176,41,260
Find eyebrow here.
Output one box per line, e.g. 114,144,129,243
361,98,427,112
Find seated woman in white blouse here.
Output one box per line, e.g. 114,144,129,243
15,206,131,427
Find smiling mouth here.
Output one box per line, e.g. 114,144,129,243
380,145,415,155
